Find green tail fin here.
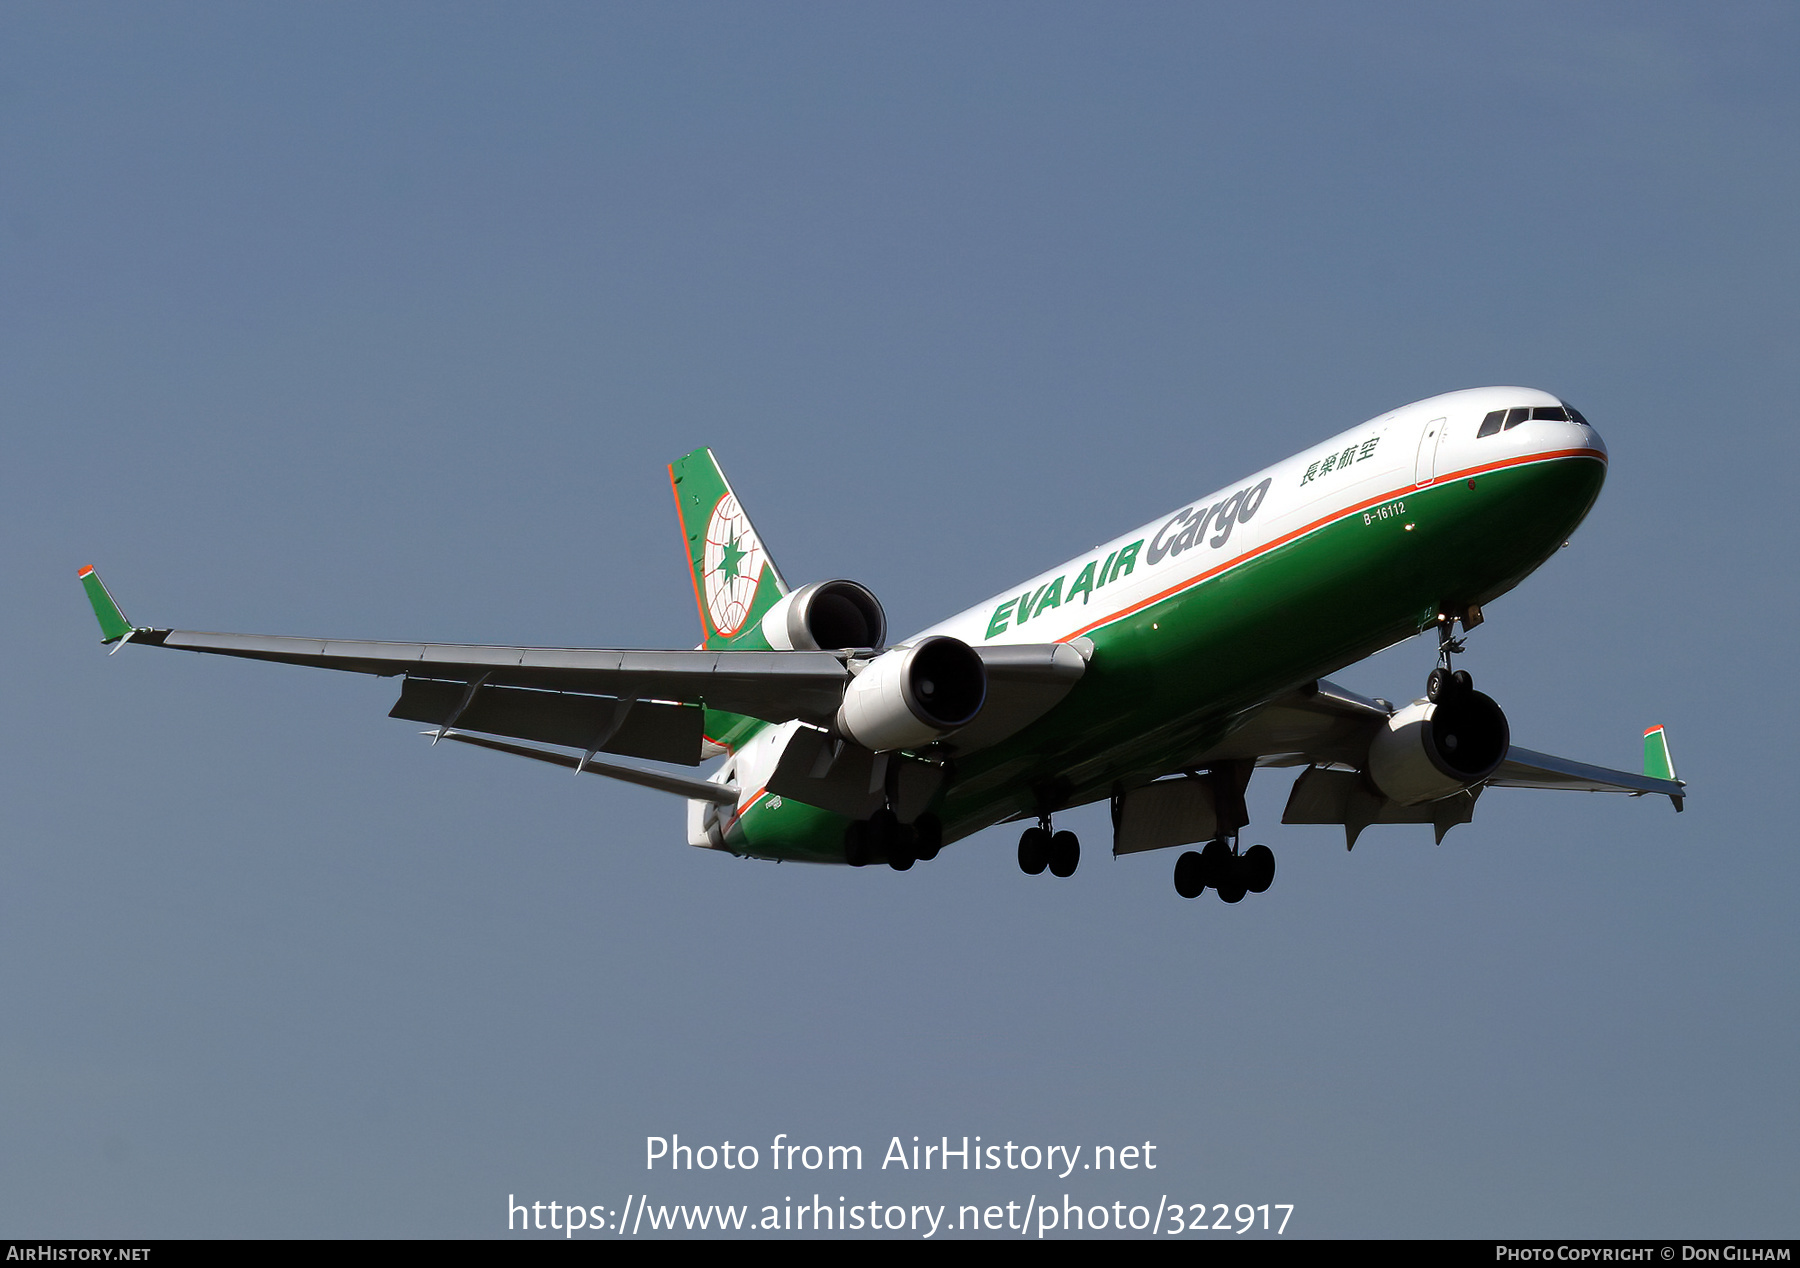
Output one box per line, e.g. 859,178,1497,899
667,449,789,650
1643,725,1676,782
78,566,136,644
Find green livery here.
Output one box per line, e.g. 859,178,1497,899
79,565,135,644
1643,726,1676,782
668,447,787,652
79,387,1688,902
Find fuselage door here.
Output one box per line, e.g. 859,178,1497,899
1413,416,1447,486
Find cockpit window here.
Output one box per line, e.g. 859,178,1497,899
1480,402,1588,438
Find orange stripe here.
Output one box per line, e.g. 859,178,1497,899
78,565,94,577
1060,447,1607,643
724,784,770,833
1644,725,1664,737
668,463,713,643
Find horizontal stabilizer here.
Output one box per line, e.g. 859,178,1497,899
434,731,737,804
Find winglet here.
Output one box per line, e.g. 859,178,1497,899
1643,725,1684,811
78,566,137,645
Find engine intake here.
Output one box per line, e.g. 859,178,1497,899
1367,691,1510,805
760,580,887,651
836,636,987,752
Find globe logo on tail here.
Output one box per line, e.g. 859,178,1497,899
702,493,766,637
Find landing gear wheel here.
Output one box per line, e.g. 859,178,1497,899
883,814,917,871
1198,838,1233,890
1048,830,1080,877
868,808,903,866
1452,668,1473,695
843,820,871,868
913,814,943,862
1018,826,1051,875
1242,843,1276,894
1173,850,1205,899
1215,863,1248,904
1211,842,1248,903
1427,666,1452,703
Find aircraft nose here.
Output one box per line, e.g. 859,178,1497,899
1575,417,1608,460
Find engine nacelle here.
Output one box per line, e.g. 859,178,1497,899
1367,691,1510,806
836,636,987,752
760,579,887,651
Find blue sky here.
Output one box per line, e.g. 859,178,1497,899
3,2,1794,1237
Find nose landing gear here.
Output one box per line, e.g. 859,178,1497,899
1427,611,1478,703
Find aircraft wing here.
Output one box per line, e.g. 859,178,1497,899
1135,678,1689,851
1203,678,1685,801
1098,680,1690,855
1196,678,1396,770
1486,746,1684,797
80,569,1086,779
129,627,854,728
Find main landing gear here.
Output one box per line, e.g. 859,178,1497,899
1017,817,1080,878
843,809,942,871
1173,838,1275,902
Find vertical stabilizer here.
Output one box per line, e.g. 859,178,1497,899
668,449,790,650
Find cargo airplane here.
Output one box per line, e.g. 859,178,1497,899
81,386,1685,902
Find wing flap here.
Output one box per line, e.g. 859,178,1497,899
1281,764,1480,846
389,679,707,766
1112,775,1222,855
435,731,737,804
763,726,950,821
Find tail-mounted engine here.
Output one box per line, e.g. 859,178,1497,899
1367,691,1510,805
760,579,887,652
836,635,987,752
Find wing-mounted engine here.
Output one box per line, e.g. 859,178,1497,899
836,635,987,752
1281,684,1512,848
760,579,887,651
1367,691,1510,804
